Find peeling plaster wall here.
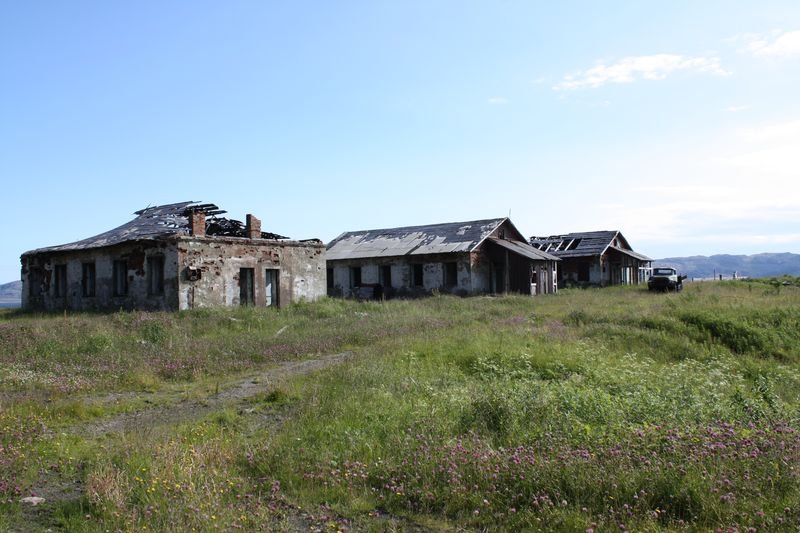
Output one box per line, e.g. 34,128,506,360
469,252,491,293
327,253,474,298
21,240,179,311
326,246,557,299
176,237,325,310
21,237,325,311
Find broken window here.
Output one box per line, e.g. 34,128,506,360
112,260,128,297
54,264,67,298
412,264,424,287
265,269,279,307
239,268,255,306
81,262,96,297
444,262,457,288
147,256,165,296
350,266,362,288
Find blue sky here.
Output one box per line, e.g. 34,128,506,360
2,1,800,283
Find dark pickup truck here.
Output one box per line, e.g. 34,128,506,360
648,267,687,292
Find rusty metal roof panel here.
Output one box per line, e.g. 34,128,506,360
326,219,506,261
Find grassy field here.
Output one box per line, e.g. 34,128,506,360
1,278,799,531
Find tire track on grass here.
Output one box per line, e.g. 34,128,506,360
73,351,354,438
10,352,354,532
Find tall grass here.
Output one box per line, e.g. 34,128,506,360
1,280,799,530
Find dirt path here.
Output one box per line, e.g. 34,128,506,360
10,352,355,532
73,351,354,438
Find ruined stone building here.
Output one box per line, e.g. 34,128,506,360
326,218,559,298
529,230,651,288
21,202,326,311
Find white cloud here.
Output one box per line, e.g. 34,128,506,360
590,117,800,255
741,30,800,58
487,97,509,105
555,54,729,90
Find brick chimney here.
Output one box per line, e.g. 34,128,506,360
190,211,206,237
246,214,261,239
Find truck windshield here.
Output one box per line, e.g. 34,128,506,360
653,268,674,275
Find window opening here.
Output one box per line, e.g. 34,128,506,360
239,268,255,306
444,262,457,288
54,264,67,297
380,265,392,287
112,260,128,296
81,262,96,297
350,266,362,287
147,256,165,295
412,264,424,287
265,269,279,307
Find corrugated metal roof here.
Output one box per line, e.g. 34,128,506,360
530,230,650,261
488,238,560,262
327,219,560,262
326,219,506,261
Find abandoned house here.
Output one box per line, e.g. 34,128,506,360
529,230,651,288
326,218,559,299
21,201,326,311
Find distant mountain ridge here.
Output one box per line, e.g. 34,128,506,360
0,280,22,306
654,253,800,279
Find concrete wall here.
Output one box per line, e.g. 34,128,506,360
328,253,472,298
177,237,325,309
21,240,180,311
21,236,326,311
327,246,557,298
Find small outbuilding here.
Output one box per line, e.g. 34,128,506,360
326,218,558,298
21,201,326,311
529,230,651,288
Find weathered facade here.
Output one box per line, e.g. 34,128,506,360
21,202,326,311
327,218,558,298
529,230,651,288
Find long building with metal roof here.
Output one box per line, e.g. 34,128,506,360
327,218,559,298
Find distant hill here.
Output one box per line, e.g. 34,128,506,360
0,280,22,306
654,253,800,279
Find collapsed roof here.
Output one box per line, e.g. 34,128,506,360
23,201,289,255
327,218,559,262
530,230,651,262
